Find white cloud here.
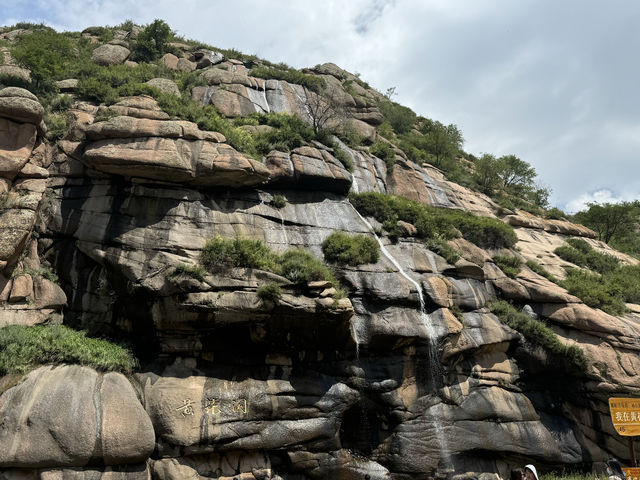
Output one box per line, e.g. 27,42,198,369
565,189,640,214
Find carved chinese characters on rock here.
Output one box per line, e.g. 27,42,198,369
176,397,249,420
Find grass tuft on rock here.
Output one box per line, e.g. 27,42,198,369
0,325,138,375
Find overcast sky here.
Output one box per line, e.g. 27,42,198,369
1,0,638,212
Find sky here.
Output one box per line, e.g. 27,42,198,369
1,0,638,212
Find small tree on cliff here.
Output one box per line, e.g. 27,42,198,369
303,87,346,135
132,19,173,62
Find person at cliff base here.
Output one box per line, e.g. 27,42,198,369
524,464,540,480
606,458,626,480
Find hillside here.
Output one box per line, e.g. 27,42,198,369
0,20,639,480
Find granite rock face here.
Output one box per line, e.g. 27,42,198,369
0,43,639,480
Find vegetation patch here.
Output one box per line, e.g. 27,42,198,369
349,192,517,249
488,300,588,371
200,236,341,290
250,65,326,93
425,237,460,264
201,236,280,273
492,254,523,278
559,269,628,316
525,260,556,282
370,140,396,171
0,325,138,375
257,283,282,302
166,263,206,283
555,239,620,274
322,232,380,266
270,194,287,209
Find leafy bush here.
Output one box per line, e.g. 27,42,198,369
370,141,396,171
566,238,591,254
167,263,206,282
545,207,566,220
250,65,326,93
492,254,523,278
349,192,517,249
425,237,460,264
131,19,173,62
270,194,287,209
200,236,340,287
378,100,417,134
50,94,73,112
322,232,380,266
559,269,627,316
279,249,334,284
257,283,282,302
250,112,314,154
11,29,77,96
201,236,280,272
0,325,137,375
44,113,67,140
489,300,588,371
555,240,620,274
525,260,556,282
607,264,640,304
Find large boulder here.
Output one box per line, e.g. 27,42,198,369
0,117,37,179
83,136,270,187
137,373,358,454
265,146,352,193
0,366,155,468
91,44,130,66
0,88,44,124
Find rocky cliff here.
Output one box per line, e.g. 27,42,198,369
0,24,639,480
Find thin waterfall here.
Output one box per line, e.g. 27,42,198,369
275,209,288,245
348,202,451,468
261,81,271,114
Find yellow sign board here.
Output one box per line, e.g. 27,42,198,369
609,397,640,436
623,468,640,480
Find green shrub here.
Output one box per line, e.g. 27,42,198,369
0,325,138,375
201,236,280,272
559,269,627,316
44,113,67,140
251,112,314,154
492,254,523,278
566,238,591,254
378,100,417,134
322,232,380,266
12,267,59,284
545,207,566,220
328,142,354,172
270,194,287,209
425,237,460,264
488,300,588,371
167,263,206,282
250,65,326,93
279,249,334,284
130,19,173,62
349,192,517,249
370,140,396,171
525,260,556,282
555,240,620,275
607,264,640,304
50,94,73,112
257,283,282,302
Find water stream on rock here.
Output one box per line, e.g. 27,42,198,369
275,209,288,245
260,82,271,114
348,202,451,469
